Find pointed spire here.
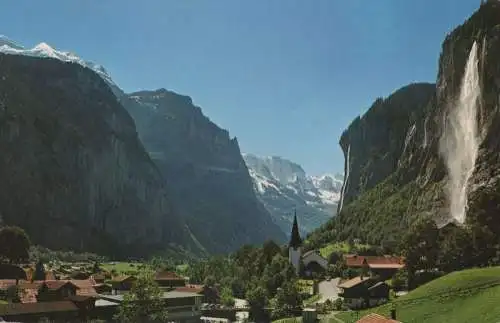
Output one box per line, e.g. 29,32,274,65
289,209,302,249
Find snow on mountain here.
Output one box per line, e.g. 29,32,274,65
243,153,343,237
0,36,116,87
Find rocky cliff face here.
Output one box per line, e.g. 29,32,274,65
311,2,500,247
338,83,436,211
0,37,286,255
0,54,200,257
243,154,342,237
120,90,286,254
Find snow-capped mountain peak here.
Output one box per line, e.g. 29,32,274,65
243,153,343,236
0,36,116,87
0,35,23,50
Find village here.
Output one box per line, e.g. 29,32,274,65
0,216,407,323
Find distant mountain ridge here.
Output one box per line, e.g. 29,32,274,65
0,36,286,255
243,153,342,236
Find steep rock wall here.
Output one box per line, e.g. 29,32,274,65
120,90,286,254
0,54,199,257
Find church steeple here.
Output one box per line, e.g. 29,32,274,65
289,210,302,249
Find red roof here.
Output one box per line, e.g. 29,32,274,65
0,279,18,289
345,255,404,268
175,285,204,294
0,279,97,302
69,279,98,297
43,280,74,290
155,271,184,281
356,313,401,323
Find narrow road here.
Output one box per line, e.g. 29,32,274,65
318,278,340,304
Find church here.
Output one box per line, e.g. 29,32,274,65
288,213,328,277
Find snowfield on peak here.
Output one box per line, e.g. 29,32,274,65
0,37,116,87
243,153,343,237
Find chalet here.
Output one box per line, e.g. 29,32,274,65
37,281,78,302
110,275,136,293
0,279,98,304
98,290,203,323
344,255,404,279
338,276,390,309
175,284,220,304
91,273,105,284
155,270,186,288
93,283,112,294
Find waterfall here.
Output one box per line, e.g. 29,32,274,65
338,144,351,213
439,41,481,224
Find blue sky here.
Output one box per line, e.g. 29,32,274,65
1,0,478,175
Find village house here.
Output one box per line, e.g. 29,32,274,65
36,281,78,301
155,270,187,289
0,279,98,303
0,278,99,322
344,255,405,279
98,290,203,323
91,273,105,284
110,275,136,293
338,276,390,309
175,284,220,304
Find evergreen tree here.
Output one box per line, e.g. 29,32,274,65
0,226,31,264
33,260,46,281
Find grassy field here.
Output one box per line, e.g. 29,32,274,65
100,262,149,274
319,242,371,258
337,267,500,323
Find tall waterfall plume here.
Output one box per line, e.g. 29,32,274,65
338,144,351,214
440,41,481,224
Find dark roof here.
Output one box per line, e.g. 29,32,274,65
289,212,302,249
368,281,388,291
92,273,105,281
111,275,136,283
338,276,373,289
155,271,184,281
67,295,94,302
0,301,79,316
42,280,77,291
